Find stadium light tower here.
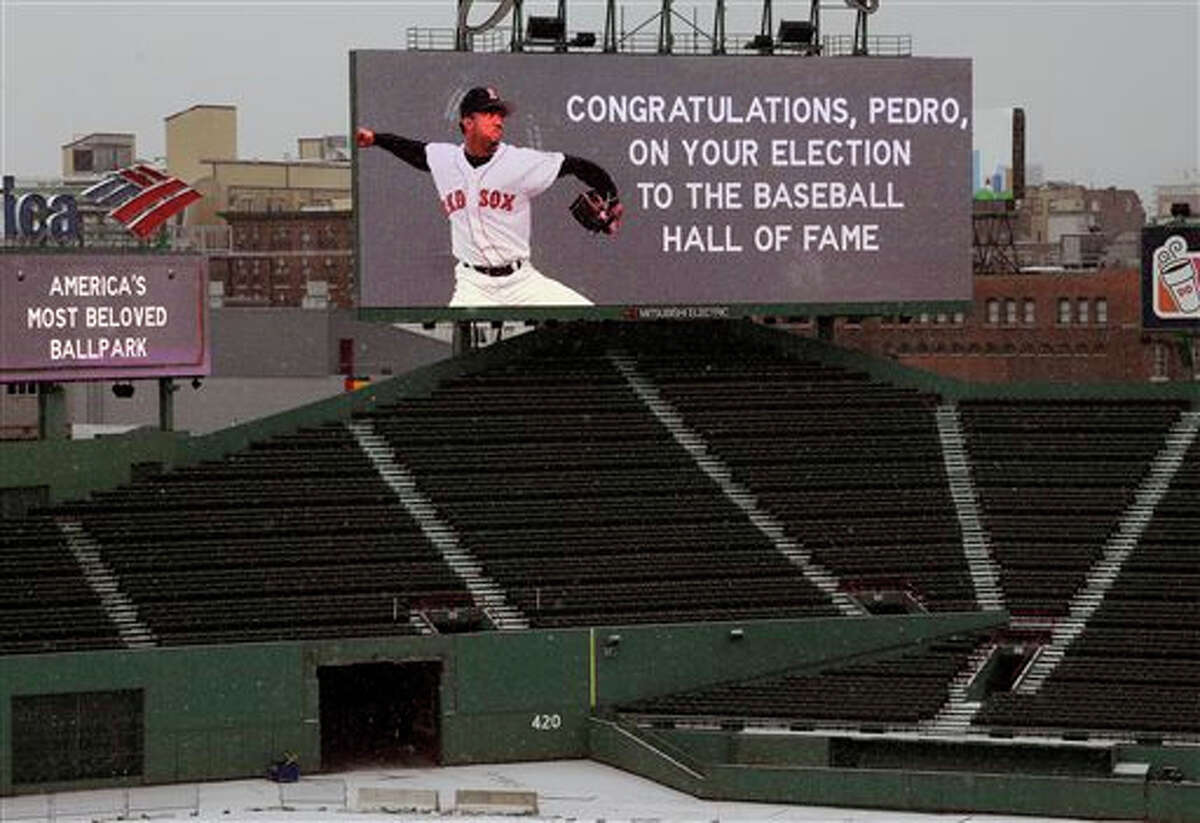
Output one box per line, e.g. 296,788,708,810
712,0,726,54
510,0,524,50
604,0,618,52
658,0,673,53
846,0,880,56
759,0,773,53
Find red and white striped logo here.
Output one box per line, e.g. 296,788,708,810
81,165,202,239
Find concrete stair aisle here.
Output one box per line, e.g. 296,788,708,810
935,403,1004,612
920,640,998,736
55,517,157,649
1013,410,1200,694
347,420,529,631
607,350,864,618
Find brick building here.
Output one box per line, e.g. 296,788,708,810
1155,183,1200,222
208,210,354,308
829,268,1192,383
1015,184,1145,268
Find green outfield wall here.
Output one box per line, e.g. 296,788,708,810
1,611,1196,821
0,612,995,794
591,723,1200,822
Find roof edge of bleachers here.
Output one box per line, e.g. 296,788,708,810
735,322,1200,404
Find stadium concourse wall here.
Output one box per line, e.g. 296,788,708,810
0,612,998,795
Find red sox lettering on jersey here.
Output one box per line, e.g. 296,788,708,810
441,189,517,216
425,142,563,268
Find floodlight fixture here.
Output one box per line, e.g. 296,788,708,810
569,31,597,48
527,15,565,41
744,33,774,52
777,20,814,45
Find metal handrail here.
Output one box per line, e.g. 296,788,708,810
405,26,911,56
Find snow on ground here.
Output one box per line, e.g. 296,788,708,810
0,759,1131,823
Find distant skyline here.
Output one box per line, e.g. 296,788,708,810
1,0,1196,213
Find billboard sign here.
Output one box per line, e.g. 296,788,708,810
352,51,972,318
0,253,210,382
1143,225,1200,330
2,175,82,243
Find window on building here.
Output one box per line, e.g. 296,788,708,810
1096,298,1108,325
1004,298,1017,325
72,149,94,172
1077,298,1090,324
986,299,1000,325
1153,342,1169,382
919,313,930,324
952,311,965,325
1058,298,1072,325
96,147,120,170
1023,299,1036,325
936,312,948,325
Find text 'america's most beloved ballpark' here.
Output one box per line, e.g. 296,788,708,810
0,256,209,383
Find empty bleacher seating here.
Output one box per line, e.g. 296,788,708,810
959,399,1187,618
362,347,841,627
630,333,975,612
621,634,981,727
974,429,1200,736
0,516,121,655
41,423,471,645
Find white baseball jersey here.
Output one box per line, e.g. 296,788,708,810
425,142,563,267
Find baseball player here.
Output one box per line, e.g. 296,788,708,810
356,86,623,307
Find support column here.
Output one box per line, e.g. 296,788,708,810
158,378,177,432
37,382,68,440
452,321,477,356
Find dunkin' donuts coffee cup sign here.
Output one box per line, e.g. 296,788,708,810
1153,234,1200,317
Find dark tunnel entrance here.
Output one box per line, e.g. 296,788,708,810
318,660,441,770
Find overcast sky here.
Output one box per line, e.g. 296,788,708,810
1,0,1196,212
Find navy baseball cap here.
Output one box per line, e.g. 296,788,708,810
460,86,512,118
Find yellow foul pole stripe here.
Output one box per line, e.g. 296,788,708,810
589,627,596,709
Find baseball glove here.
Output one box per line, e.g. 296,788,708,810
569,190,623,235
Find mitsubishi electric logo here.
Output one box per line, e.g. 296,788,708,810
81,164,202,239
